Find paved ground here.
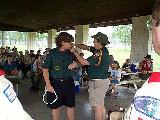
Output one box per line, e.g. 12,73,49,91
17,80,136,120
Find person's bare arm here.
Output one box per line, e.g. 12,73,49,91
74,44,90,51
68,61,78,70
109,76,112,80
70,47,90,66
43,68,54,93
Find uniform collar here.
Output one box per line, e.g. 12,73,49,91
0,69,5,76
56,47,70,54
148,72,160,83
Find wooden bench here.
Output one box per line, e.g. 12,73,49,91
81,74,89,87
118,76,142,90
5,75,21,95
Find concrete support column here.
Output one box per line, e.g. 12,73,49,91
48,29,57,48
131,15,152,63
2,31,6,48
148,30,153,55
75,25,89,51
27,32,36,50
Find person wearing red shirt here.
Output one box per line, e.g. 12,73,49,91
139,55,153,80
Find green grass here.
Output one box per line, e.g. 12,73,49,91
109,47,160,71
108,47,131,67
7,45,27,52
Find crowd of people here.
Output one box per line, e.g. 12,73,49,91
105,53,153,98
0,31,155,120
0,1,160,119
0,46,51,91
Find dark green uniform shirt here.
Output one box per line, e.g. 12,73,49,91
43,48,76,79
87,47,110,79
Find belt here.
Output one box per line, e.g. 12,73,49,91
50,77,72,81
56,77,72,81
91,79,103,81
56,78,65,81
91,78,108,81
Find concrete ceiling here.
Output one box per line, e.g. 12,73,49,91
0,0,157,32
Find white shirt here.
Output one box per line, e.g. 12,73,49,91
110,69,121,81
0,75,33,120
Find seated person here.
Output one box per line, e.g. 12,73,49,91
139,55,153,80
109,55,115,67
122,59,131,72
109,61,121,98
3,54,21,85
3,54,19,75
130,63,138,73
122,59,131,80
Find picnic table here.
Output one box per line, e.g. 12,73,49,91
5,75,21,95
118,71,142,90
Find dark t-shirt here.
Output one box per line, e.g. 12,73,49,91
87,47,110,79
43,48,76,79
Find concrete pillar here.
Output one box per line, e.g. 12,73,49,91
75,25,89,49
48,29,57,48
2,31,6,48
148,30,153,55
131,15,152,63
27,32,36,50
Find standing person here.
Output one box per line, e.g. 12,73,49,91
70,32,110,120
43,32,78,120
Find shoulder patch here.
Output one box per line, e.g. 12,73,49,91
134,96,160,120
3,84,17,103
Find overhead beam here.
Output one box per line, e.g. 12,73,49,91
0,23,35,32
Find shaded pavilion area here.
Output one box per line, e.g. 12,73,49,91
19,80,136,120
0,0,158,120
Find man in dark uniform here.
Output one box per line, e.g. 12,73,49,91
70,32,110,120
43,32,78,120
